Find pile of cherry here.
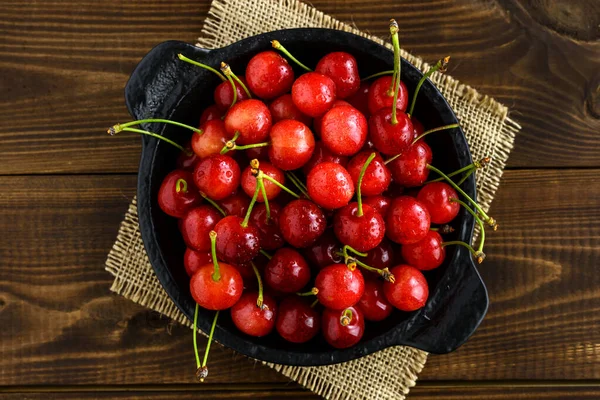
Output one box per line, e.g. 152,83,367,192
110,20,495,381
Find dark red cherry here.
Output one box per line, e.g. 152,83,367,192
302,229,343,270
214,76,250,111
387,140,432,187
357,279,393,321
401,230,446,271
231,292,277,337
158,170,201,218
322,306,364,349
214,216,261,264
363,238,395,271
191,119,232,159
184,248,211,277
193,154,241,200
276,296,321,343
176,142,200,171
245,145,270,161
199,104,223,126
346,151,391,196
367,75,408,115
383,265,429,311
307,162,354,210
333,203,385,252
241,161,285,202
363,195,391,218
268,120,315,170
217,191,250,218
315,264,364,309
417,182,460,224
302,141,349,175
386,196,431,245
411,117,424,137
250,203,284,250
180,206,223,251
320,105,368,156
346,81,370,117
190,262,243,310
315,52,360,99
264,248,311,293
269,93,311,126
291,72,337,117
245,50,294,99
231,261,256,287
279,199,326,248
368,109,413,156
313,99,350,137
224,99,272,145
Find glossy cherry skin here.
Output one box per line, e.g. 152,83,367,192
241,162,285,202
199,104,223,126
411,117,424,137
307,162,354,210
383,265,429,311
363,195,391,218
184,248,212,277
231,292,277,337
417,182,460,224
214,216,261,264
190,262,243,310
387,140,432,187
346,81,370,117
302,229,343,270
322,306,364,349
158,170,201,218
313,99,351,137
276,296,321,343
268,120,315,170
386,196,431,245
245,50,294,99
180,206,223,251
401,230,446,271
368,109,414,156
193,154,241,201
264,248,311,293
363,238,395,271
279,199,327,248
320,105,368,156
302,141,348,175
346,151,391,196
315,52,360,99
250,203,284,250
357,279,393,321
333,203,385,252
214,76,250,111
217,191,250,218
245,145,270,161
315,264,365,310
367,76,408,115
191,119,232,159
224,99,272,145
176,142,200,171
269,94,311,126
231,261,256,287
291,72,337,117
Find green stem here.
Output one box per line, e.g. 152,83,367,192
455,169,475,186
271,40,312,72
251,262,264,309
262,175,300,198
390,19,401,125
225,73,237,108
220,131,241,155
232,142,270,151
450,198,485,253
425,157,491,184
241,182,260,228
257,175,271,221
111,119,203,135
193,303,201,368
362,70,394,81
176,178,188,193
200,193,226,217
425,165,475,184
441,240,484,263
259,249,272,260
340,308,353,326
119,127,190,155
296,287,319,296
412,123,460,145
353,258,395,282
177,54,226,81
197,310,219,382
209,231,221,281
310,299,319,308
230,72,252,99
407,56,449,117
356,152,376,217
286,172,310,199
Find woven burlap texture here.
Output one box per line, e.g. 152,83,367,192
105,0,520,399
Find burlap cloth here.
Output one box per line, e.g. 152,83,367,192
105,0,521,398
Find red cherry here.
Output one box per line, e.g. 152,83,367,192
176,142,200,171
231,292,277,337
180,206,223,251
214,76,251,111
401,230,446,271
346,151,391,196
184,248,211,277
313,99,350,137
333,203,385,252
158,170,201,218
241,162,285,202
383,265,429,311
231,261,256,287
302,229,343,270
357,279,393,321
315,52,360,99
214,216,261,264
346,81,370,116
302,141,348,175
363,238,395,271
193,154,241,200
368,109,413,156
320,105,368,156
245,145,270,161
367,75,408,114
264,248,311,293
417,182,460,224
250,202,284,250
363,195,391,218
307,162,354,210
199,104,223,126
387,140,432,187
190,262,243,310
279,199,326,248
268,120,315,170
291,72,336,117
315,264,364,309
269,94,311,126
191,119,232,159
386,196,431,245
217,191,250,218
245,50,294,99
276,296,321,343
322,306,364,349
224,99,272,145
411,117,424,137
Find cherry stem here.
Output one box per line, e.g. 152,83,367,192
455,169,475,186
441,241,485,264
256,176,270,220
271,40,312,72
354,258,395,282
219,131,241,154
412,123,460,145
251,261,264,309
200,193,227,217
262,174,300,199
231,142,270,151
111,119,203,135
296,287,319,296
356,152,376,217
193,303,201,368
310,299,319,308
209,231,221,281
198,310,219,382
242,181,260,228
118,127,191,155
390,19,401,125
362,70,394,81
450,198,485,253
260,249,272,260
176,178,188,193
407,56,450,117
425,157,490,184
340,308,353,326
177,53,226,82
221,64,238,108
286,172,310,199
221,62,252,99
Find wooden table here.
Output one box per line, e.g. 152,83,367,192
1,0,599,398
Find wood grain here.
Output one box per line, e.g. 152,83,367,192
0,0,599,174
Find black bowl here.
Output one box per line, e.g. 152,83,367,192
125,28,488,366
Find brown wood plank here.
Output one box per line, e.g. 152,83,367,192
0,0,599,174
411,384,600,399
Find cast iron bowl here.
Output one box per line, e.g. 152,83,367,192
125,28,489,366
